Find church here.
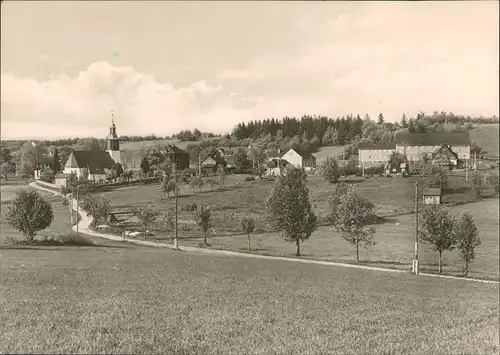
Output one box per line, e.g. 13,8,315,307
55,114,123,186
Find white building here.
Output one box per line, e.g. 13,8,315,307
57,115,122,185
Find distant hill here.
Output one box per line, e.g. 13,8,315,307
470,123,499,158
120,137,220,151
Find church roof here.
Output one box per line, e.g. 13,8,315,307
67,150,116,174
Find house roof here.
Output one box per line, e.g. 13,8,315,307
164,144,188,155
359,141,397,150
422,188,442,196
432,145,459,159
68,150,116,174
395,132,470,146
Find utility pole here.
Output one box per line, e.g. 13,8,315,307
413,182,419,275
465,158,468,182
174,162,179,250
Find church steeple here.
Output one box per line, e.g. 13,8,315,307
106,109,119,151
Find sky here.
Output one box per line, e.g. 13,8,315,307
1,1,499,140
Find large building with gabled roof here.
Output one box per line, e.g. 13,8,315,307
58,113,123,184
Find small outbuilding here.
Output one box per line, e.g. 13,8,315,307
422,187,443,205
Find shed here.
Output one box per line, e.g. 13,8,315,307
422,188,442,205
55,173,72,187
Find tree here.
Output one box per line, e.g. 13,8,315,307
97,197,111,225
487,172,499,194
217,165,227,187
193,128,202,139
377,113,385,125
0,161,15,180
193,204,211,245
81,168,89,181
332,188,376,262
40,166,55,183
455,211,481,276
52,148,61,174
319,156,341,184
189,175,204,192
132,206,158,239
426,165,449,189
240,215,255,251
6,189,54,241
206,177,218,191
389,151,407,167
419,205,456,273
140,156,151,174
158,159,173,180
470,172,485,198
328,182,350,225
233,148,252,173
161,176,170,198
264,167,317,256
401,114,408,128
158,207,175,237
113,163,124,178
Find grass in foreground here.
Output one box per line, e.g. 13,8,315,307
0,245,498,354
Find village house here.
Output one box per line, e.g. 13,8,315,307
264,148,316,175
197,149,226,174
60,150,116,183
431,144,463,170
280,148,317,170
358,141,397,167
422,188,443,205
394,132,470,162
358,132,470,171
165,144,190,170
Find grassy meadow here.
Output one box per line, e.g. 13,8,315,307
470,123,499,158
97,170,499,279
1,244,498,354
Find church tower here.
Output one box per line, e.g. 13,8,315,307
106,110,122,165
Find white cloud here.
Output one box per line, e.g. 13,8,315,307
1,62,239,139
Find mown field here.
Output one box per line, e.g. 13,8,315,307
470,123,499,158
98,171,499,279
1,243,498,354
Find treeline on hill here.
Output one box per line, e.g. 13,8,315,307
0,111,497,181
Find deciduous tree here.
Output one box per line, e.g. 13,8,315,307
332,188,376,262
319,156,341,184
240,215,255,251
419,205,456,273
7,189,54,241
264,167,317,256
455,211,481,276
217,165,227,187
132,206,158,240
487,172,499,194
140,156,151,174
470,172,485,198
193,204,211,245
